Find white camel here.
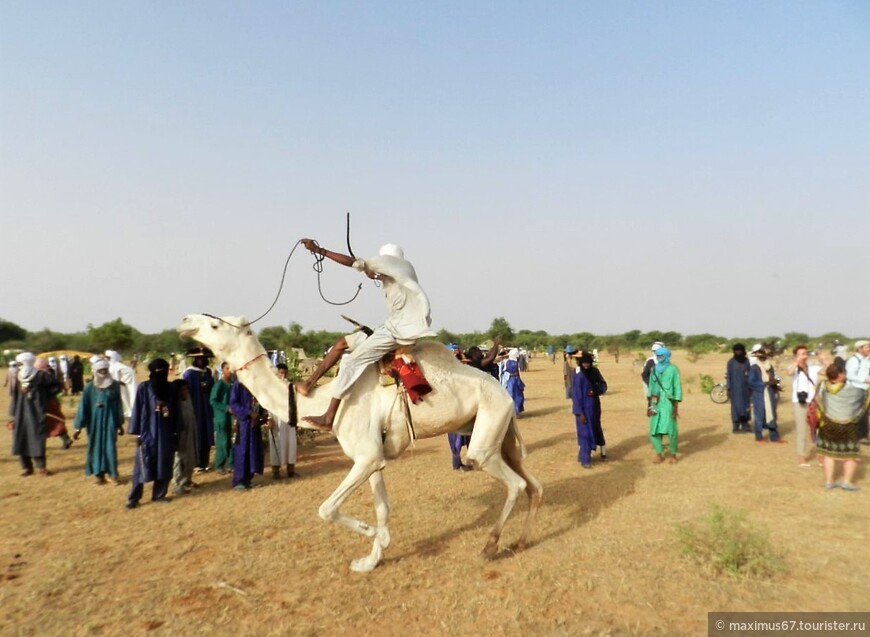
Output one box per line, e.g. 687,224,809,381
178,313,543,572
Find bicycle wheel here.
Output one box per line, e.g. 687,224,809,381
710,384,728,404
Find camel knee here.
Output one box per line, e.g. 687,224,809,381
318,502,338,522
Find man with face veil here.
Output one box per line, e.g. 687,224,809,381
73,359,124,484
68,355,85,395
726,343,752,434
647,346,683,464
571,351,609,467
34,357,73,449
126,359,179,508
183,347,215,472
7,352,62,476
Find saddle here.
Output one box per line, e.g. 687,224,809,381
341,315,433,404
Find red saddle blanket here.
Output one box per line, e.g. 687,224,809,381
391,358,432,404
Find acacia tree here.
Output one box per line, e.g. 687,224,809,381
0,318,27,344
87,318,139,353
487,317,514,344
606,336,625,363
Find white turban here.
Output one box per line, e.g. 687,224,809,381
16,352,36,379
508,348,519,361
15,352,34,365
92,360,109,372
105,350,122,364
379,243,405,259
89,355,103,365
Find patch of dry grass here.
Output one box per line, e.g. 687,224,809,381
0,351,867,636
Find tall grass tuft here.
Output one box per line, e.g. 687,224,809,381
677,505,783,578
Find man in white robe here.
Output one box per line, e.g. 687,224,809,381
105,350,137,418
296,240,435,430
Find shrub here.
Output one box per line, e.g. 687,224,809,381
677,505,783,578
699,374,714,394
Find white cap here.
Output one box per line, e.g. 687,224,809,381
379,243,404,259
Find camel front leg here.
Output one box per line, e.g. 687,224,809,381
350,471,392,574
318,456,387,571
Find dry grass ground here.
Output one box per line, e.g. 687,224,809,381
0,352,867,637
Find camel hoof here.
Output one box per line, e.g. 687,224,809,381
510,540,528,553
350,553,381,573
480,541,499,559
376,526,391,550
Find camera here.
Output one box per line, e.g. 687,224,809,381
797,391,808,406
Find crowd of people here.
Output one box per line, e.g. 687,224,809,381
5,345,300,508
5,237,868,498
724,339,870,490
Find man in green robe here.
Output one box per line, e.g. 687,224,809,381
209,362,234,473
73,359,124,484
647,346,682,464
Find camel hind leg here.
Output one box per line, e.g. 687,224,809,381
465,404,528,559
501,417,543,551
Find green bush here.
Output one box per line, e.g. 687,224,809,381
677,505,783,578
699,374,714,394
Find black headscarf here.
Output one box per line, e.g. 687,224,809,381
148,358,171,401
578,352,596,382
732,343,747,363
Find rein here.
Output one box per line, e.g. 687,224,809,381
235,352,267,373
200,214,363,329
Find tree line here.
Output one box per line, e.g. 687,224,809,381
1,316,859,363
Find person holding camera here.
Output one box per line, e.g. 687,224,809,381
787,345,823,466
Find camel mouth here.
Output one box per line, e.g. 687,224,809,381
178,327,198,339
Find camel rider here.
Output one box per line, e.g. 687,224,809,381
297,238,435,430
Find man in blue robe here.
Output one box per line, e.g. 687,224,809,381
571,352,608,467
748,345,783,443
126,359,179,508
183,347,215,472
500,349,525,415
229,381,264,490
726,343,752,433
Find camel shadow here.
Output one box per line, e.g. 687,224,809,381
521,405,567,419
531,459,646,546
386,450,648,564
526,430,575,454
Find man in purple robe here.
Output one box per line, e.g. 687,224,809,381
126,358,179,508
183,347,215,472
229,381,264,490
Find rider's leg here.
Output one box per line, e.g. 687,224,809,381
295,337,349,396
303,327,398,430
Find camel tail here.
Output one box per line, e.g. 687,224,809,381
508,414,527,459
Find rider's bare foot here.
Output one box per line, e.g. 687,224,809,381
303,413,333,432
294,381,311,397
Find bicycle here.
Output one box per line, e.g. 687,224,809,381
710,378,729,404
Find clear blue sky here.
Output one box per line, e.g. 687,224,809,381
2,2,868,340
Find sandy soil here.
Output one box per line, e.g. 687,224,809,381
0,351,866,637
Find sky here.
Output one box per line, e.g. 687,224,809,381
1,1,868,340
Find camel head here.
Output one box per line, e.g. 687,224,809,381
178,314,266,368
